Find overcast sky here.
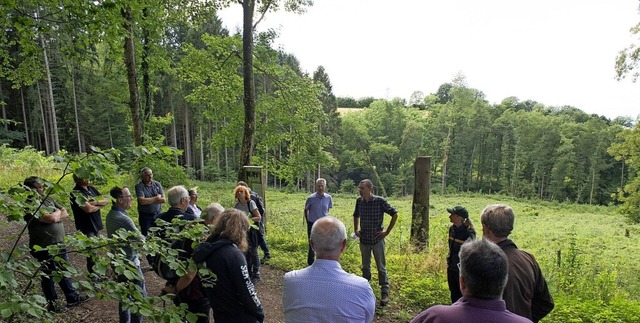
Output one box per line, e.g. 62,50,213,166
219,0,640,120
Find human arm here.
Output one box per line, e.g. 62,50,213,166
353,203,361,237
39,207,68,223
230,253,264,321
377,213,398,239
531,262,555,322
249,200,261,223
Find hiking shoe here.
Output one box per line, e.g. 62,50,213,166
47,301,66,313
380,293,389,307
67,295,90,308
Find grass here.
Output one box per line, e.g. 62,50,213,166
2,146,639,321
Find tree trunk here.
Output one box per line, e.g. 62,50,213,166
20,88,30,146
0,83,6,132
142,7,152,123
122,6,143,146
36,82,50,154
411,156,431,250
198,124,204,180
184,106,191,167
238,0,257,182
41,35,60,153
70,67,82,153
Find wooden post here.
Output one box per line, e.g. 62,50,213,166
411,156,431,250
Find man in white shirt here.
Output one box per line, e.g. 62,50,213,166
283,216,375,323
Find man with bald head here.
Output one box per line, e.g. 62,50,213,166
283,216,375,323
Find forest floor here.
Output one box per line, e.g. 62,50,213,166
2,218,400,322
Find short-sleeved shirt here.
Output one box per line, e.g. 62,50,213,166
234,200,258,218
70,184,104,234
25,197,66,248
283,259,376,323
135,180,164,215
304,192,333,223
353,195,397,245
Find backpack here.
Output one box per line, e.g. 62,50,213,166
250,191,265,219
152,239,185,282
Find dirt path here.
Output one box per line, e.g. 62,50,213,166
2,218,400,322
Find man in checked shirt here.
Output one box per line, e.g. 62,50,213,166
353,179,399,307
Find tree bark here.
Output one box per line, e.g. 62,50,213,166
198,124,204,180
36,82,50,154
41,35,60,153
122,6,143,146
142,7,152,124
20,88,30,146
184,106,191,167
70,66,82,153
238,0,257,181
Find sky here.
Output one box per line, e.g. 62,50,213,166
218,0,640,120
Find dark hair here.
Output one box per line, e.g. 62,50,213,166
459,239,508,299
23,176,40,189
359,179,373,189
236,181,248,187
110,186,129,199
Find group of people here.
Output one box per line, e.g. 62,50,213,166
22,168,555,323
414,204,556,323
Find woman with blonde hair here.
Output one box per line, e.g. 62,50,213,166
193,209,264,323
233,185,261,282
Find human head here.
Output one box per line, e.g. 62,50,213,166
233,185,251,202
459,239,509,299
110,186,133,210
188,188,198,206
203,203,224,226
23,176,45,196
448,205,469,227
358,179,373,198
208,208,249,252
480,204,514,239
167,185,190,209
310,216,347,260
315,178,327,195
140,167,153,184
72,174,89,187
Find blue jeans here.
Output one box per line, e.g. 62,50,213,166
118,262,146,323
359,240,389,295
31,248,80,303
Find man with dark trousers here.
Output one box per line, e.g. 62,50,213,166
70,174,108,278
135,167,165,265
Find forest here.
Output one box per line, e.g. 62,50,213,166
1,1,640,221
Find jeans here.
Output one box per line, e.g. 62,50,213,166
31,248,80,303
359,240,389,295
257,231,270,258
306,220,315,265
118,262,146,323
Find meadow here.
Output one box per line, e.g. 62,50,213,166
1,146,639,322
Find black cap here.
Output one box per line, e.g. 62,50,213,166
447,206,469,219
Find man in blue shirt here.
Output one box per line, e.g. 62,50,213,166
353,179,398,307
283,216,375,322
304,178,332,265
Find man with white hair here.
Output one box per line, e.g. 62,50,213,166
283,216,375,323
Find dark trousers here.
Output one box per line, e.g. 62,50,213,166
257,230,270,258
306,220,315,265
447,268,462,303
246,229,260,279
31,248,79,303
138,213,156,265
84,231,98,275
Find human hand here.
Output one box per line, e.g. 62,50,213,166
376,231,388,239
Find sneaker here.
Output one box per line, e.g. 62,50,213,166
67,295,90,308
380,293,389,307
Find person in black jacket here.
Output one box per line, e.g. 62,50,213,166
446,205,476,303
193,208,265,323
